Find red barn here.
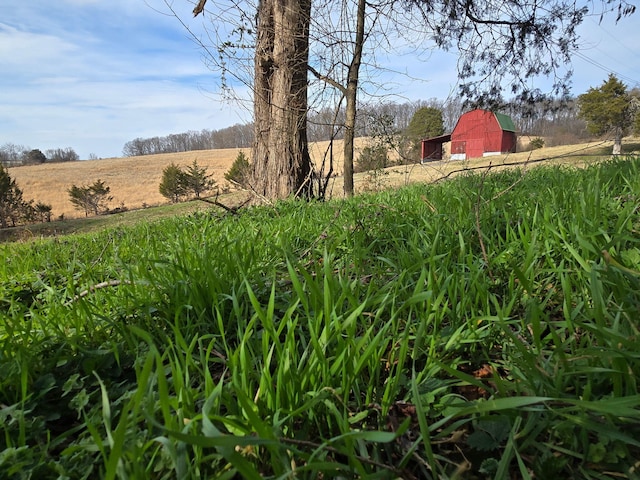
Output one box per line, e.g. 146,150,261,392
421,109,517,162
450,109,517,160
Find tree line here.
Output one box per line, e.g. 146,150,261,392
0,93,616,170
122,96,599,158
0,145,81,167
3,73,638,230
122,124,254,157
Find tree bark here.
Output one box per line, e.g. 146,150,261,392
613,127,622,155
342,0,366,197
252,0,313,199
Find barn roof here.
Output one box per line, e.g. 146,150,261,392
494,112,516,132
422,133,452,143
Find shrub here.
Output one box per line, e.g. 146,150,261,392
529,137,545,150
225,151,251,187
355,145,389,173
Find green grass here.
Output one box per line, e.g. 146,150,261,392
1,158,640,478
0,198,223,242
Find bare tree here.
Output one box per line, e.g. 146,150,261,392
0,143,28,167
309,0,369,196
45,147,79,163
187,0,635,200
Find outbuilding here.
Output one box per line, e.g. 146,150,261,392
421,109,517,162
421,133,451,162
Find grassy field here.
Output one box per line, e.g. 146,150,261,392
1,157,639,478
7,137,636,223
7,139,374,221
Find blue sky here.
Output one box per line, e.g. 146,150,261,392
1,0,639,159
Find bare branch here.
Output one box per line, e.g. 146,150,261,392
193,0,207,17
308,65,347,94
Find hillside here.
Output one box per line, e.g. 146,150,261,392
7,137,632,220
8,139,373,220
2,158,639,478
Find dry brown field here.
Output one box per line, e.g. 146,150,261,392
7,137,631,220
8,139,374,219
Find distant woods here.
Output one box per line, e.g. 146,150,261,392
0,146,80,168
0,97,594,166
122,123,254,156
121,97,593,157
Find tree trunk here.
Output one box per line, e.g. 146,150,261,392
343,86,356,197
342,0,366,197
252,0,313,199
613,127,622,155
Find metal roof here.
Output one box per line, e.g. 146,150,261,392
494,112,516,132
422,133,452,143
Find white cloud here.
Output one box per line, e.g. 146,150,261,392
0,24,79,74
1,0,638,160
0,1,238,158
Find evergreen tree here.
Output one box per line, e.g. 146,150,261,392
578,75,639,155
225,151,251,188
159,163,188,203
183,160,215,198
23,149,47,164
406,107,445,141
0,165,28,227
68,180,113,216
33,202,53,223
405,107,445,161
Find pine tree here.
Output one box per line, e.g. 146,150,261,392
183,160,215,198
578,75,638,155
225,151,251,188
68,180,113,216
0,165,28,227
159,163,188,203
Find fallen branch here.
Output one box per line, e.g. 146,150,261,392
68,279,133,304
197,191,251,215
